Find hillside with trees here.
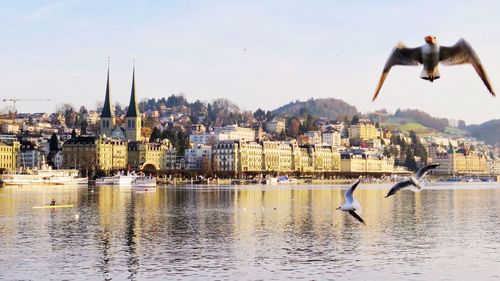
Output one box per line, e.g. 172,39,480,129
467,119,500,145
271,98,359,120
393,109,450,132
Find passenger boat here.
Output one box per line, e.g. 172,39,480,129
1,163,88,186
131,176,157,188
95,171,139,186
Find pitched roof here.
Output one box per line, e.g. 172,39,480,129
125,66,139,118
100,67,114,118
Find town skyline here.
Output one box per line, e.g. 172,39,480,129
2,1,500,124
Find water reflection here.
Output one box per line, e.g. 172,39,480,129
0,184,500,280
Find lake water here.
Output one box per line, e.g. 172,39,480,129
1,183,500,280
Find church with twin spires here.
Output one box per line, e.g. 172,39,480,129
100,65,142,142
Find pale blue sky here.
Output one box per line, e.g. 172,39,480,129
2,0,500,124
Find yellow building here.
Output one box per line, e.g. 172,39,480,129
432,152,488,175
298,147,314,173
0,141,20,172
212,140,342,175
128,140,174,172
239,141,263,172
340,151,394,173
62,136,128,171
313,145,341,172
348,121,379,141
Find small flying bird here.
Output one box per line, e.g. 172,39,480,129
372,36,495,101
385,164,440,198
337,179,365,225
242,47,247,52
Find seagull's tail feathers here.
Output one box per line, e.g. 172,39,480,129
420,68,440,82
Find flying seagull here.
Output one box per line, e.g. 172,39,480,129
337,179,365,225
385,164,440,198
372,36,495,101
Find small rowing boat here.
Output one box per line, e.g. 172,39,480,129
33,204,74,209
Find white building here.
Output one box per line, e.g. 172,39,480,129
184,144,212,170
189,132,229,145
265,120,286,134
212,140,239,174
19,142,41,169
322,130,342,147
2,123,20,134
305,131,322,145
218,124,256,141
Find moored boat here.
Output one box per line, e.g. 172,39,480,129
1,163,88,186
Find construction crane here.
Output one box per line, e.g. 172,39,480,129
2,98,51,120
372,110,386,127
2,98,51,112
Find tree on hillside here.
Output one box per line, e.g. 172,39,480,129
253,108,266,121
288,117,301,137
351,115,359,125
404,149,417,171
149,127,161,142
49,133,59,152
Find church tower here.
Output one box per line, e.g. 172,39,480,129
100,65,115,137
125,65,142,142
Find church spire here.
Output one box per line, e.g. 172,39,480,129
100,59,113,118
125,63,139,118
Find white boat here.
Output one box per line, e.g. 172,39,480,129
95,176,115,185
262,177,278,184
132,176,156,188
96,171,148,186
1,163,88,186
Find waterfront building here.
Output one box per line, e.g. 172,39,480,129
313,145,341,172
238,141,263,173
62,136,128,171
260,141,294,173
340,151,394,174
19,141,41,169
432,151,488,175
128,140,174,172
185,144,212,170
298,147,314,173
0,141,20,172
212,140,239,175
160,148,178,171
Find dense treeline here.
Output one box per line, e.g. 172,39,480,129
272,98,359,120
467,119,500,145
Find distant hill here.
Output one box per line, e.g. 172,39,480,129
393,109,449,132
467,120,500,145
272,98,359,120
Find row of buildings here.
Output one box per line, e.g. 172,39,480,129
1,66,500,178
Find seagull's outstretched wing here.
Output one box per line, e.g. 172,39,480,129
385,180,413,198
345,179,361,204
372,42,423,101
348,210,366,225
439,39,495,96
415,163,440,180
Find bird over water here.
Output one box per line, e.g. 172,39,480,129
372,35,495,101
337,179,365,225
